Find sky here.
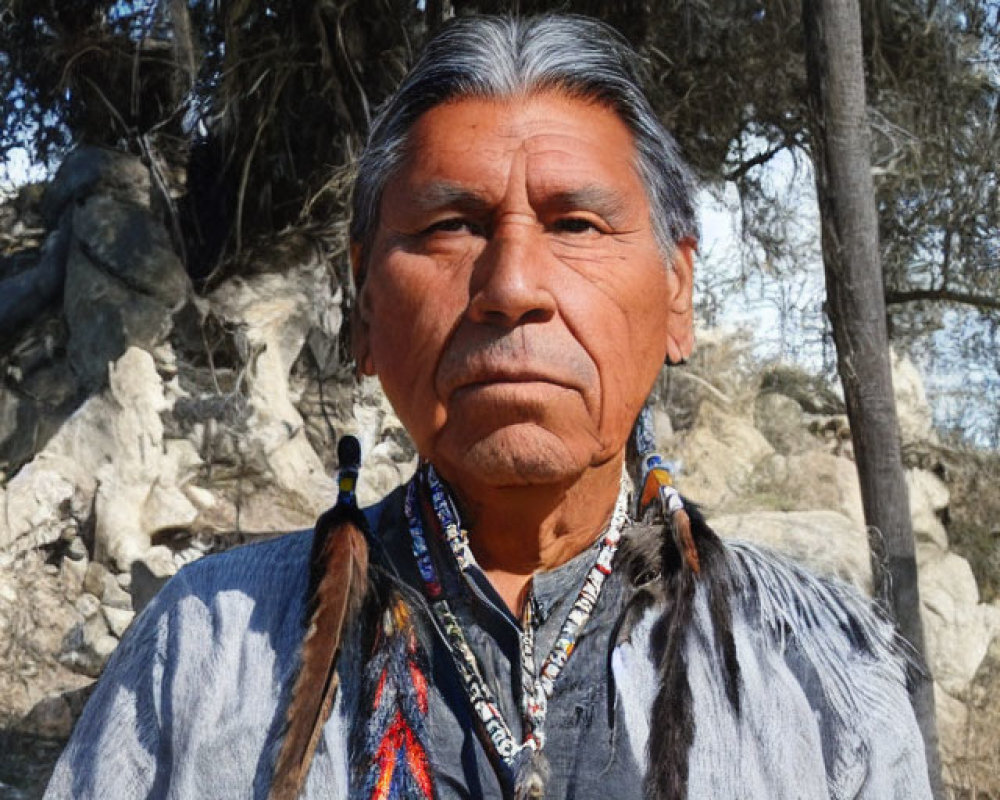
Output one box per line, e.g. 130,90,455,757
696,151,829,372
0,147,46,196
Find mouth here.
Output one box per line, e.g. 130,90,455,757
435,331,597,401
448,369,573,399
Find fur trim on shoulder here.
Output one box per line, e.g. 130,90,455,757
724,540,919,724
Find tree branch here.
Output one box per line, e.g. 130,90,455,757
723,142,790,181
885,288,1000,311
723,132,801,182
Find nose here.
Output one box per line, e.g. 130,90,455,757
466,221,557,328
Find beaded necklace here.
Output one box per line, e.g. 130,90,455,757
403,464,629,785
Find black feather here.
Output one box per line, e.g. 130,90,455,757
639,501,742,800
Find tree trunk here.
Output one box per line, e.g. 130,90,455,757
802,0,944,795
167,0,198,97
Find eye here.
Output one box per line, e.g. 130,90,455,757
552,217,602,234
422,217,485,236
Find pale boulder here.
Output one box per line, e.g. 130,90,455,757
350,382,418,507
1,347,203,565
182,483,217,510
59,612,118,678
73,592,101,620
933,684,970,770
0,465,77,551
907,468,951,551
360,439,418,506
210,263,340,517
919,550,1000,695
140,476,200,537
778,450,866,528
100,571,132,611
674,402,774,510
101,604,135,638
0,348,200,567
649,405,674,451
91,348,202,568
891,350,937,446
61,553,88,594
753,392,810,455
951,634,1000,792
82,561,109,598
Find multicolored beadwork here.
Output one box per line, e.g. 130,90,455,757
360,596,435,800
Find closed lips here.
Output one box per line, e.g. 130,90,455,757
436,336,597,399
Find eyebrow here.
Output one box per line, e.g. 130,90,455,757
544,185,630,225
410,181,493,213
410,180,632,225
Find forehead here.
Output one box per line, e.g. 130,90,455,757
391,91,647,206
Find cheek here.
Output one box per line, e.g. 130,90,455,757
367,253,461,360
562,264,672,435
624,271,674,365
363,253,470,445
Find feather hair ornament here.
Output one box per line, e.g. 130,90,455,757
629,406,741,799
269,435,371,800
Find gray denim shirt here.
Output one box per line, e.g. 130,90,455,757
46,488,932,799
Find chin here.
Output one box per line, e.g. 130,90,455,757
435,425,587,488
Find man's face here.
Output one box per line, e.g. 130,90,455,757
354,91,694,492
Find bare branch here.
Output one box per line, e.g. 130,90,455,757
724,139,794,182
885,288,1000,311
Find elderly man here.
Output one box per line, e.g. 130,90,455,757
47,14,932,800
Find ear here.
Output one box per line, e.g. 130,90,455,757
664,238,695,364
350,242,376,376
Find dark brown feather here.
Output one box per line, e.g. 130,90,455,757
268,505,370,800
670,507,700,574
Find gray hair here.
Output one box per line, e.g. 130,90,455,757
350,14,698,270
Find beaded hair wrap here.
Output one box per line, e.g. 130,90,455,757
405,464,630,799
632,405,695,570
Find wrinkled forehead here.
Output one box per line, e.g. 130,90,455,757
388,91,647,209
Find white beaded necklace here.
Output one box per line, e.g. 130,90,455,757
403,464,629,789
